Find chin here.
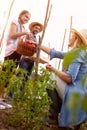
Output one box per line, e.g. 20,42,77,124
34,32,38,35
68,44,73,47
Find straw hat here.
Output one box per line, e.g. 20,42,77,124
71,28,87,45
29,22,44,32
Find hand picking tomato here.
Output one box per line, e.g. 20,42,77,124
46,64,51,69
46,64,51,66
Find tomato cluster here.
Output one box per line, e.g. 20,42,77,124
26,40,37,47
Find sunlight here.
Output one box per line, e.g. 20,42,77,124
0,0,87,68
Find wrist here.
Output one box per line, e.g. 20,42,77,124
54,70,60,77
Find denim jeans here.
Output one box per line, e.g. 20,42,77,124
19,57,34,76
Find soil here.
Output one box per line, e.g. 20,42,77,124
0,97,16,130
0,98,87,130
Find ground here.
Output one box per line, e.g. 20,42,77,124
0,98,87,130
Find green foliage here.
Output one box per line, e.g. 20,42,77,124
81,94,87,112
1,61,57,130
66,92,81,110
1,45,87,129
82,74,87,88
0,60,16,94
63,46,86,70
66,92,81,123
7,67,28,98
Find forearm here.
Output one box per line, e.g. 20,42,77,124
40,45,51,54
54,69,72,83
10,32,27,39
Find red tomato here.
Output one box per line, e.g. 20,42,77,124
26,40,31,44
46,64,51,69
26,40,37,47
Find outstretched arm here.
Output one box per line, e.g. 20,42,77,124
40,45,51,54
46,64,72,83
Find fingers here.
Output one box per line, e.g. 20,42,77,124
46,64,52,72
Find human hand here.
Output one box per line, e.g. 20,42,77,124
46,64,54,72
27,32,34,38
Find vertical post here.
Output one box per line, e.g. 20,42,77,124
69,16,72,41
0,0,15,57
58,28,67,70
34,0,52,78
67,16,72,51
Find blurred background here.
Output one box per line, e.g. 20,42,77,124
0,0,87,69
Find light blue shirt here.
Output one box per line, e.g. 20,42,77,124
50,48,87,126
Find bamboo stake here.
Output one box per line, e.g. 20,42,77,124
34,0,52,78
0,0,15,54
69,16,72,41
38,1,52,46
48,42,50,60
58,28,67,70
67,16,72,51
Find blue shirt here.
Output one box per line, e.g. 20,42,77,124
50,48,87,126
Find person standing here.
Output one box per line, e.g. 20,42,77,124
4,10,31,66
18,21,44,75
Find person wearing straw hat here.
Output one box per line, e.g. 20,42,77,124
18,21,48,76
29,22,43,33
40,28,87,129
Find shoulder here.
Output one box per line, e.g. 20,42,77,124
78,50,87,58
11,19,19,26
75,50,87,63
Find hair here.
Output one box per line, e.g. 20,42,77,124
18,10,31,20
73,33,86,48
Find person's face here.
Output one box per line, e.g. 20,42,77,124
68,33,77,48
32,25,41,35
20,13,31,24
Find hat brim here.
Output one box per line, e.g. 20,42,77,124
29,22,43,32
71,28,86,45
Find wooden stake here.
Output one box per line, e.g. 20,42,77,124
35,0,52,78
0,0,15,54
67,16,72,51
58,28,67,70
